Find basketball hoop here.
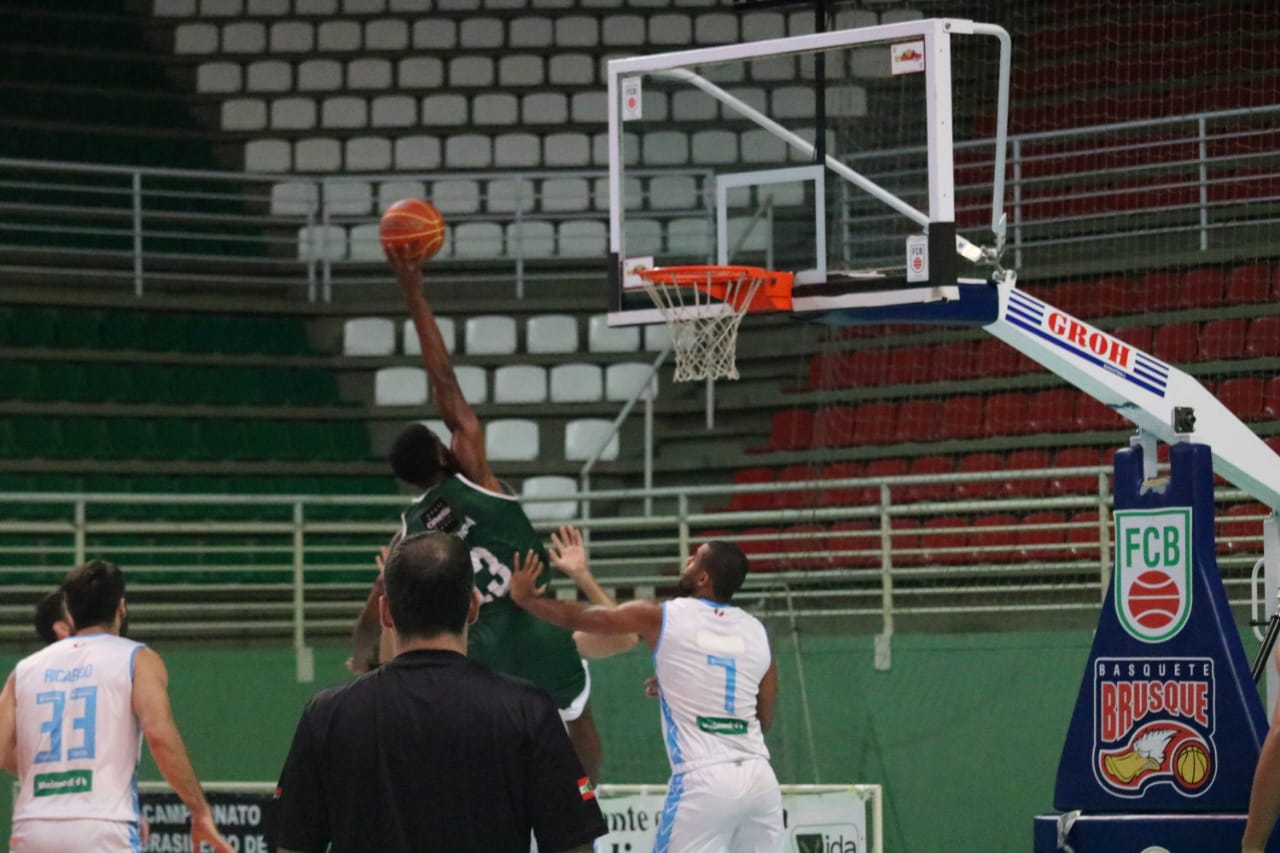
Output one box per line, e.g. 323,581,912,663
637,265,793,382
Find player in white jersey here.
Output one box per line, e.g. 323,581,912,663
511,530,783,853
0,560,233,853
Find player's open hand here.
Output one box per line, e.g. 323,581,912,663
191,811,235,853
549,525,588,580
509,550,547,607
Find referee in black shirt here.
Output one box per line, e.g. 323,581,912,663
274,533,608,853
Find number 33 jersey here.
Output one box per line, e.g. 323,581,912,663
12,634,145,823
654,598,772,774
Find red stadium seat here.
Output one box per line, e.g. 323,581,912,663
805,352,841,390
865,457,908,504
895,399,942,443
818,461,869,508
976,338,1035,377
955,452,1005,500
729,467,774,512
852,401,898,445
937,395,985,439
1076,396,1125,431
1198,318,1248,361
774,464,820,510
779,523,828,570
815,406,858,447
886,345,933,385
930,340,977,381
1217,377,1267,421
983,392,1032,436
1026,388,1078,434
1112,325,1154,353
1140,271,1183,311
769,408,815,451
904,455,954,503
922,515,970,565
1019,511,1069,561
1182,268,1225,308
1226,264,1273,304
890,517,924,567
1151,322,1201,363
1247,316,1280,358
737,526,783,571
973,513,1020,563
1004,449,1052,497
827,521,880,568
1052,446,1106,495
1218,502,1268,555
1066,511,1104,560
1265,378,1280,419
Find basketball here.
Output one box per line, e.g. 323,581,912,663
1175,742,1208,786
380,199,446,263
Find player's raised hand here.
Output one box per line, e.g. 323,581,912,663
191,811,234,853
549,525,588,579
509,550,547,606
375,544,389,578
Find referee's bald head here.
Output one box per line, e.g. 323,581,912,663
384,532,474,639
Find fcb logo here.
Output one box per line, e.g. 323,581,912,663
1114,509,1192,643
1093,657,1216,798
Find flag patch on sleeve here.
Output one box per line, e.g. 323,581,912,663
578,777,596,800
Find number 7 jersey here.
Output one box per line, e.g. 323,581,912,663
654,597,772,774
12,634,145,823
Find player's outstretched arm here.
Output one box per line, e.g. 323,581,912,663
549,526,640,659
132,648,234,853
0,672,16,775
387,245,500,492
756,657,779,734
348,546,389,674
511,551,661,648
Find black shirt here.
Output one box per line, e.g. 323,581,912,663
275,649,607,853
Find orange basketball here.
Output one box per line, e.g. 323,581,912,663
380,199,446,262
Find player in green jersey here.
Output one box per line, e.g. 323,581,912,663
348,244,612,782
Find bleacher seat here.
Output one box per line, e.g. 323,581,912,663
521,475,578,521
559,221,607,256
779,523,828,570
768,408,813,451
450,365,488,404
1182,268,1225,307
1218,377,1267,421
506,221,555,258
773,464,818,510
486,419,539,461
983,392,1032,436
1051,446,1105,495
1218,502,1267,555
922,515,969,565
736,526,783,572
564,418,619,461
954,452,1004,500
644,324,673,353
817,461,867,508
464,315,517,355
1112,325,1154,352
549,363,604,402
1004,449,1052,497
973,513,1020,563
889,517,924,567
852,401,896,445
1076,396,1124,431
728,467,773,512
904,455,953,503
937,395,984,439
1151,322,1200,363
894,399,941,442
605,363,657,402
346,224,382,261
930,340,976,380
374,366,428,406
1247,316,1280,357
403,316,455,356
342,317,395,356
814,405,856,447
1019,511,1069,561
827,521,879,568
588,315,640,352
526,315,578,354
1066,510,1103,559
493,365,548,404
1226,264,1272,303
1026,388,1077,433
1199,318,1248,361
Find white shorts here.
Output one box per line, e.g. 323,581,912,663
654,757,783,853
11,818,141,853
558,659,592,723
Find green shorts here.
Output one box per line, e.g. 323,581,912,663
468,604,588,711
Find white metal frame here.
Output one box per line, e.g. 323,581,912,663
606,17,1013,326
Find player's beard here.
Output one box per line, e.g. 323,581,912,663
676,575,697,596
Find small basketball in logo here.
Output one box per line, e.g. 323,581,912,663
1174,741,1209,788
1126,569,1181,629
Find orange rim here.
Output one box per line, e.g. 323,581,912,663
637,265,794,313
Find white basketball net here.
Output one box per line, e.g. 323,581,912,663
643,272,764,382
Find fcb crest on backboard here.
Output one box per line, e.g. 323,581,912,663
1113,509,1192,643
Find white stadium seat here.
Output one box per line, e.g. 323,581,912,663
770,85,816,119
549,363,602,402
564,419,619,462
453,223,504,259
449,56,494,87
826,86,868,118
540,178,590,213
421,94,469,125
374,366,428,406
526,314,578,354
365,19,409,50
244,139,290,172
345,137,392,172
196,62,241,93
344,0,386,12
295,0,337,12
221,98,267,131
297,59,343,91
445,133,494,168
392,136,442,169
548,53,593,85
749,56,795,81
223,21,266,53
507,17,553,48
271,97,317,130
649,175,700,210
671,90,716,121
473,93,519,125
644,323,673,353
499,55,544,86
486,178,534,214
642,131,689,166
554,16,598,47
297,224,346,261
403,316,455,355
543,132,591,168
245,60,291,93
317,20,361,51
155,0,197,16
270,181,318,216
606,362,658,402
494,133,541,168
269,21,314,53
202,0,243,15
521,476,578,521
247,0,288,10
413,18,457,49
342,317,395,356
348,58,393,90
371,96,417,127
464,315,517,354
174,23,218,53
696,13,737,43
558,220,607,257
486,419,539,462
588,314,640,353
602,15,645,46
493,365,548,404
692,129,738,165
431,179,481,215
450,365,488,404
323,181,372,216
649,14,691,44
379,180,425,212
625,219,664,256
347,223,383,261
459,17,504,48
570,91,606,124
399,57,444,88
522,92,568,125
507,221,555,259
295,138,342,171
665,215,713,257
